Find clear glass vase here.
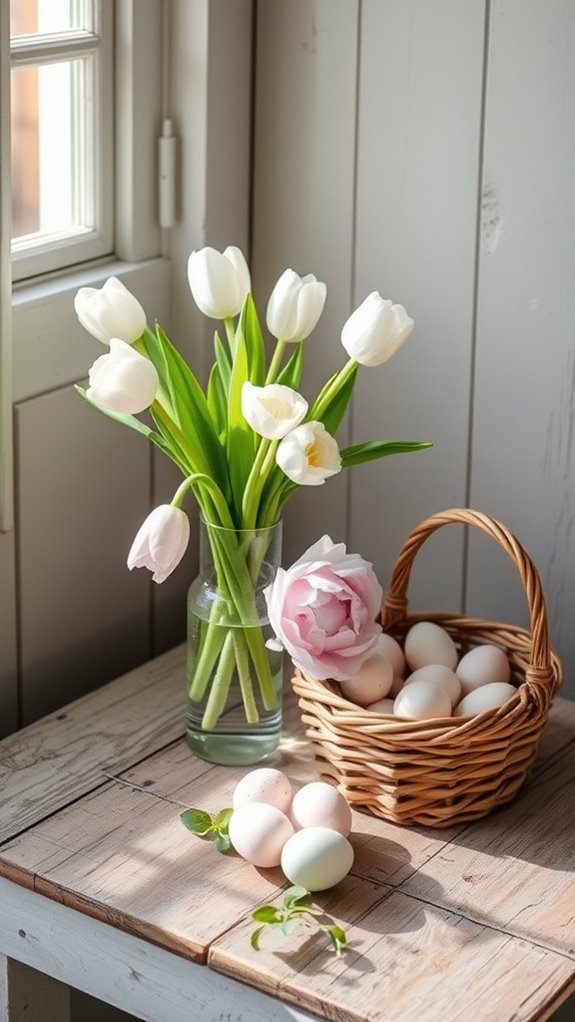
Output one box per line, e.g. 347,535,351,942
186,518,283,765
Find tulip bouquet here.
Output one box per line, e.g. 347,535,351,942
74,246,429,760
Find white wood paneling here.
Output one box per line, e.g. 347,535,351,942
350,0,487,608
252,0,359,566
15,386,151,724
467,0,575,697
0,531,17,737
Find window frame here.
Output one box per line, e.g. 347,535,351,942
9,0,115,282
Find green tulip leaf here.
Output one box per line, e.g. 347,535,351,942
227,327,257,520
310,364,358,434
239,293,266,386
340,440,433,468
214,331,231,394
207,362,228,441
276,341,304,389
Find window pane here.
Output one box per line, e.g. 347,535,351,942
11,58,93,244
10,0,91,36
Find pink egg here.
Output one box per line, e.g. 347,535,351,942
232,767,292,814
456,645,511,696
290,781,352,837
339,652,393,706
405,622,458,671
228,803,294,867
366,697,395,714
389,674,404,697
376,633,405,678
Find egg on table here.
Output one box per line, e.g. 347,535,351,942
232,767,292,814
404,664,461,707
456,644,511,696
281,826,354,891
290,781,352,837
228,802,294,867
394,679,452,720
339,651,393,706
404,621,458,672
454,682,517,717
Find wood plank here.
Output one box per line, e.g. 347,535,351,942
0,878,321,1022
350,0,486,610
209,880,575,1022
15,385,151,724
400,737,575,957
466,0,575,699
0,955,70,1022
0,644,185,845
252,0,359,567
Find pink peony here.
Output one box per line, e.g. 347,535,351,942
264,535,383,681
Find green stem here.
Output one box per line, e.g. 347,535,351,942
265,339,287,384
309,358,357,421
233,631,260,724
188,619,227,701
224,317,236,358
201,632,236,730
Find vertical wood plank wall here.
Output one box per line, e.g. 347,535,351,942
252,0,575,698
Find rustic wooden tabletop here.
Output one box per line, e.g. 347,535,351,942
0,645,573,1022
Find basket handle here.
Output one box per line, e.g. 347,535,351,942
381,508,553,682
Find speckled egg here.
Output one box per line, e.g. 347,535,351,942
232,768,293,814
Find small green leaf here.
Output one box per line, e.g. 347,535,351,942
214,807,233,832
239,293,266,386
212,832,232,854
310,364,358,435
276,341,304,388
250,926,265,951
273,920,298,936
252,906,282,924
340,439,432,468
322,925,348,956
283,886,311,911
180,808,213,836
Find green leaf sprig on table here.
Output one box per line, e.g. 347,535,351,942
251,886,348,957
180,806,233,853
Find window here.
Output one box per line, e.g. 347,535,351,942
9,0,113,281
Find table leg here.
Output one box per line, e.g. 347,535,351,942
0,954,71,1022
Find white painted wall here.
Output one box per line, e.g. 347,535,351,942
252,0,575,700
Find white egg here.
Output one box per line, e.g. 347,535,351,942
339,652,393,706
228,803,294,867
456,645,511,696
454,682,517,718
376,633,406,678
232,767,292,814
404,664,461,707
366,697,395,714
393,680,452,720
290,781,352,837
405,621,458,672
281,827,354,892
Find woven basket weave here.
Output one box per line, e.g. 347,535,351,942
291,508,563,828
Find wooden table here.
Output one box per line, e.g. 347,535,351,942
0,645,574,1022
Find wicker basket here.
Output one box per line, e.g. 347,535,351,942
291,508,563,828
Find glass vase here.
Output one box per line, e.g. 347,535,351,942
186,518,283,765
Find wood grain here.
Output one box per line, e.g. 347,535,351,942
209,879,575,1022
400,735,575,957
0,879,321,1022
0,644,185,845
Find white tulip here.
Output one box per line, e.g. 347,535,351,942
74,276,146,345
127,504,190,584
187,245,251,319
266,269,327,342
241,382,308,440
276,421,341,486
341,291,414,367
87,338,159,415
